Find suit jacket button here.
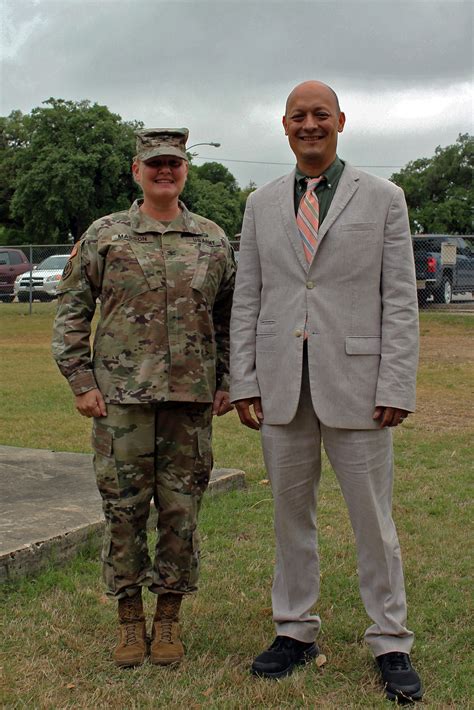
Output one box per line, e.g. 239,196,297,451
306,281,314,289
294,329,302,337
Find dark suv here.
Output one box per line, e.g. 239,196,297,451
413,236,474,305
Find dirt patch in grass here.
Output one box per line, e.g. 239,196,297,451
415,316,474,432
419,331,473,364
414,383,474,433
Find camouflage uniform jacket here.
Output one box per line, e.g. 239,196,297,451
52,200,235,404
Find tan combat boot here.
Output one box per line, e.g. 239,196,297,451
113,591,147,667
150,593,184,665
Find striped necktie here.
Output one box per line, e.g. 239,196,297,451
297,176,324,264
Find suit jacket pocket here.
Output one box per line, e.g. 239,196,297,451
256,318,277,336
256,333,277,352
345,336,381,355
341,223,377,231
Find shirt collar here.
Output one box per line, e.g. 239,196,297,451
295,155,344,188
129,199,204,235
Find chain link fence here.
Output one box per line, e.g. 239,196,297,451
413,235,474,308
2,236,472,314
0,244,73,313
229,239,240,258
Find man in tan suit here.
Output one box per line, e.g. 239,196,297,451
230,81,423,702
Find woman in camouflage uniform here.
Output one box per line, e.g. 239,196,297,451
52,129,235,667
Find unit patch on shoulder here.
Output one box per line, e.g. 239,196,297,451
61,260,74,280
60,242,79,281
57,242,83,293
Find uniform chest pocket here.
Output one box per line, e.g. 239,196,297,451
190,242,225,304
128,241,164,291
103,241,164,303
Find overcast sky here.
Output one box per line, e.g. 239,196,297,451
1,0,472,188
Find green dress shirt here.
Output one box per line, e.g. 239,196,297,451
294,156,345,223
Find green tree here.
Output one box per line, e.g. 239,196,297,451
0,110,30,244
1,99,142,244
195,162,239,193
192,180,242,237
1,99,255,243
238,180,257,221
181,163,244,236
390,133,473,234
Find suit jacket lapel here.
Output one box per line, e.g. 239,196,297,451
277,163,361,270
278,169,308,273
317,163,360,245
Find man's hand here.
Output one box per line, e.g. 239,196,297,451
75,389,107,418
235,397,264,430
373,406,409,428
212,390,234,417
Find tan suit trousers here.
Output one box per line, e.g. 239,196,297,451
260,352,414,657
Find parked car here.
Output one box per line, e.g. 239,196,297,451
14,253,70,302
0,248,33,302
413,235,474,305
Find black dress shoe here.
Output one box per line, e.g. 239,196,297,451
377,652,423,702
251,635,318,679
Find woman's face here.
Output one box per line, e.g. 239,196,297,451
133,156,188,204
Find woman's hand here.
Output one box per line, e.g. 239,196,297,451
212,390,234,416
75,389,107,418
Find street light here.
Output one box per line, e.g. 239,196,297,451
187,142,221,150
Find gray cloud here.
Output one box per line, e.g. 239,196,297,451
1,0,472,187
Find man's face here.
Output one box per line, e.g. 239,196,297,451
282,83,345,172
132,156,188,202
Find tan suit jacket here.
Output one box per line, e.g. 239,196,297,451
230,164,419,428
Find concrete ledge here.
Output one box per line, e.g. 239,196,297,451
0,445,245,583
1,521,106,584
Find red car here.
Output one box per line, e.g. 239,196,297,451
0,248,33,302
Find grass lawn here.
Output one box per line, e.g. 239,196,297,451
1,304,473,708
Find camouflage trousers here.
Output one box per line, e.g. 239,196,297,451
92,402,213,600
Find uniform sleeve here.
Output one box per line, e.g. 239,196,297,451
212,237,236,392
51,226,104,395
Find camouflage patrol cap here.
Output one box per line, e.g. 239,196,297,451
135,128,189,162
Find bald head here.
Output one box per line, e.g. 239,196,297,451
285,81,341,116
282,80,346,174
